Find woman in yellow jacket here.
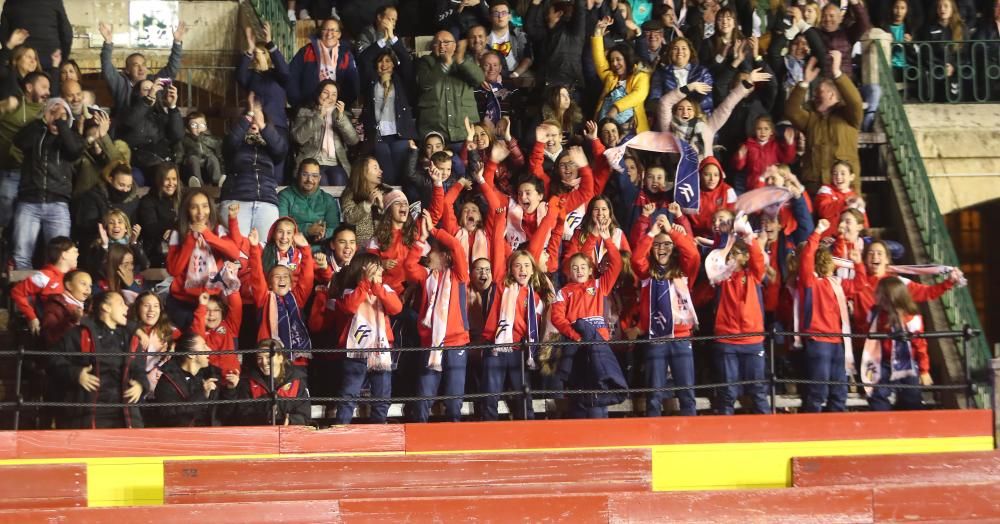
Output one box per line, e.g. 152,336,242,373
592,16,650,133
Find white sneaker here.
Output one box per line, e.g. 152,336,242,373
299,9,311,20
218,175,226,188
188,176,202,188
287,9,296,22
329,7,339,19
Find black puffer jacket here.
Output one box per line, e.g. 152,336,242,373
220,116,287,206
524,0,588,88
136,191,178,268
219,362,310,426
0,0,73,68
117,85,184,170
14,118,84,204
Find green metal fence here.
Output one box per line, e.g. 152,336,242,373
875,43,991,401
890,39,1000,103
249,0,296,59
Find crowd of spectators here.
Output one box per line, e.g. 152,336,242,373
0,0,976,428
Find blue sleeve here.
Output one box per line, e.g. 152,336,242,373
789,194,814,244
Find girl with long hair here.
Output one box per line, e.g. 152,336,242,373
137,162,184,268
339,156,391,247
220,339,310,425
129,291,179,398
592,16,651,133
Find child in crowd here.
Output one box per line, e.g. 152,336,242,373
815,161,868,238
12,237,79,336
41,269,92,346
180,111,224,186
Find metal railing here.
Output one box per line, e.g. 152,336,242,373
889,39,1000,103
249,0,297,59
2,327,982,430
875,43,992,400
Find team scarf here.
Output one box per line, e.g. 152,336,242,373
455,228,489,265
591,230,625,265
647,276,698,338
860,310,923,395
263,243,301,274
888,264,967,287
735,185,794,217
604,131,701,213
828,275,856,374
344,287,393,371
493,284,540,359
421,268,454,371
562,203,588,241
505,198,548,250
266,291,312,361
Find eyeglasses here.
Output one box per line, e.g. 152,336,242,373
300,172,321,179
653,242,674,249
492,10,510,17
435,40,456,46
473,267,492,273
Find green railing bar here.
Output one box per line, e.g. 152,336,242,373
891,39,1000,103
875,43,991,404
250,0,296,60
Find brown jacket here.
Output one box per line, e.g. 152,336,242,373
785,74,863,192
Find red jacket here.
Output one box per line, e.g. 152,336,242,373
731,137,797,190
687,182,737,238
12,265,66,321
248,244,315,344
713,237,766,344
405,228,472,347
815,185,868,237
551,240,622,341
167,227,241,302
336,280,403,347
191,291,243,376
631,228,701,337
853,271,954,332
798,232,864,343
872,311,930,374
40,293,84,345
367,228,412,295
563,228,632,277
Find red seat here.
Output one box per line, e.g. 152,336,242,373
792,450,1000,487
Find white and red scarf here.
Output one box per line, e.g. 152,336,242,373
421,268,453,371
345,286,393,371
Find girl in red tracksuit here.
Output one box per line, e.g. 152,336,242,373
815,161,868,238
686,156,737,239
166,189,241,329
247,228,315,364
404,211,472,422
712,229,770,414
333,253,402,425
631,215,701,416
367,189,418,295
629,200,694,249
481,195,560,421
731,115,797,191
798,220,866,414
191,290,243,379
259,216,334,286
863,276,932,411
550,230,625,419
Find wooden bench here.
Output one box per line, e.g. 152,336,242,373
0,500,340,524
163,448,651,504
792,450,1000,487
0,463,86,510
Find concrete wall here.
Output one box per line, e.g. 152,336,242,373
905,104,1000,215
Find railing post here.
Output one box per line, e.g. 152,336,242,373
963,324,974,407
13,344,24,431
990,357,1000,448
768,327,777,415
519,340,529,420
268,345,277,426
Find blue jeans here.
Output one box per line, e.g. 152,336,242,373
802,340,848,413
219,200,279,241
412,348,468,422
645,340,696,416
868,362,923,411
13,201,70,269
336,358,391,424
319,165,348,186
716,342,770,415
481,350,533,420
0,169,19,229
374,136,412,186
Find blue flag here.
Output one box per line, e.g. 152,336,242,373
672,137,701,214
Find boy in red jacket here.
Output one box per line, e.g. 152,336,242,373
12,236,79,335
712,224,769,415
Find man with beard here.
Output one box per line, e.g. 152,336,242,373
60,80,87,130
117,79,183,185
0,70,48,230
278,158,342,253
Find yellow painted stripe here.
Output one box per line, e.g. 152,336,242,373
0,436,991,507
650,435,994,491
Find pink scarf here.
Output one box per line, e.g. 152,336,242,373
734,186,793,216
829,275,855,374
456,228,489,264
505,198,548,249
421,268,452,371
321,110,339,160
316,40,339,82
345,287,393,371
